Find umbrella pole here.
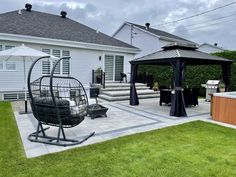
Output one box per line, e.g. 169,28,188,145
23,57,27,113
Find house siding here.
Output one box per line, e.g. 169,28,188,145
198,45,224,54
114,24,162,58
0,40,134,100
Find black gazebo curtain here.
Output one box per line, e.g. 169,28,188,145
130,64,139,105
169,60,187,117
130,61,232,117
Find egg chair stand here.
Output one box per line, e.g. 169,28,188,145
27,56,95,146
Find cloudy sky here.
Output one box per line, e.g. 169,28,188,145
0,0,236,49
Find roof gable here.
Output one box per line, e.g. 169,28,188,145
114,22,196,45
0,10,136,49
199,43,225,50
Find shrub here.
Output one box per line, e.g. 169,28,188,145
138,50,236,95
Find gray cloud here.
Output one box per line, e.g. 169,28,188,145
0,0,235,49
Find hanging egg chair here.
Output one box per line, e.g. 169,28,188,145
27,56,95,146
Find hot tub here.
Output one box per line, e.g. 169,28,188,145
212,92,236,125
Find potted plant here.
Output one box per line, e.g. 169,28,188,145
152,82,159,91
219,82,225,92
95,67,102,83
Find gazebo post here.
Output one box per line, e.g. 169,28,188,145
221,63,231,92
130,63,139,105
170,60,187,117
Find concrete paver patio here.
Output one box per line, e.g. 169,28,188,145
12,98,213,158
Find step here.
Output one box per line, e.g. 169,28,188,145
100,86,149,92
104,83,147,88
98,93,159,101
101,90,158,97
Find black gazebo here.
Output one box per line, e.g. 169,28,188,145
130,43,232,117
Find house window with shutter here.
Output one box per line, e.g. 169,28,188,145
5,45,15,50
62,50,70,75
0,60,3,70
41,48,70,75
42,49,51,74
6,61,16,71
52,49,61,74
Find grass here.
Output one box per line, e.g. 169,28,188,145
1,102,236,177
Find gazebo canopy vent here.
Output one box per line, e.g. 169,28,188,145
130,42,232,117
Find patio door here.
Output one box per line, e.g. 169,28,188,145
105,55,124,81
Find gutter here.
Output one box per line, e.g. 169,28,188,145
0,33,141,54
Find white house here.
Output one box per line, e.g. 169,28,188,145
198,43,225,53
0,4,140,100
113,22,196,58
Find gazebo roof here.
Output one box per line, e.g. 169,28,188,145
131,43,232,65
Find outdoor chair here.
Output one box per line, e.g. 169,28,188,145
120,72,127,83
27,56,95,146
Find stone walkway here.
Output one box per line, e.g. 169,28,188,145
12,98,213,158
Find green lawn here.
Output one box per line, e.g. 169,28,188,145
1,102,236,177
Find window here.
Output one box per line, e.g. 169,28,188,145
62,50,70,75
42,48,50,55
52,50,61,74
42,49,51,74
5,45,15,50
0,60,3,70
42,60,51,74
0,45,2,51
6,61,16,70
41,49,70,75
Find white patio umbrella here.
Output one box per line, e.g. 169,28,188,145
0,44,57,113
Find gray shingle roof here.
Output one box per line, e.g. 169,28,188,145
131,43,231,65
0,9,137,49
128,22,196,45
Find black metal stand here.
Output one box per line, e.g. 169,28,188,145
28,122,95,146
25,100,28,113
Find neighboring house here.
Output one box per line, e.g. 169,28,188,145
113,22,196,57
0,4,139,100
198,43,225,53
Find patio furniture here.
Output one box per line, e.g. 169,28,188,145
120,72,127,83
130,43,232,117
87,87,108,119
160,88,199,107
159,89,172,106
27,56,95,146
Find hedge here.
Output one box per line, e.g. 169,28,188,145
138,50,236,95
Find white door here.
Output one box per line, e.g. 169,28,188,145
105,55,124,81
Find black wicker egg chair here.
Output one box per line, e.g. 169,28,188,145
27,56,95,146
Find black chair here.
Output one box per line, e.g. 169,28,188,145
183,88,199,107
191,88,199,106
120,72,127,83
159,89,171,106
27,57,95,146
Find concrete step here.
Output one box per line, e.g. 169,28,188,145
100,86,149,92
104,83,146,88
101,90,158,97
98,93,159,101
